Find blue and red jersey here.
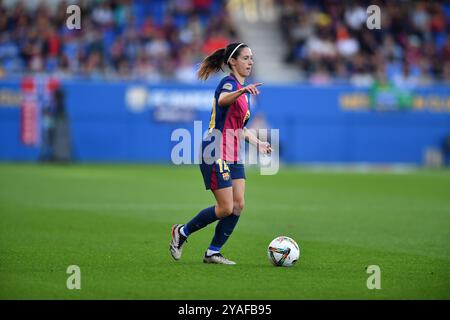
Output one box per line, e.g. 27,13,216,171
206,73,251,163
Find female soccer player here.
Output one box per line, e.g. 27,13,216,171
169,42,271,264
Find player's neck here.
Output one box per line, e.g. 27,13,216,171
231,72,245,86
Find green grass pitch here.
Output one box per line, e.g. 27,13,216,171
0,163,449,299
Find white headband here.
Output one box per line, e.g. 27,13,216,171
227,43,245,64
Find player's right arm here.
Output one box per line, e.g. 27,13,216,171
218,83,263,107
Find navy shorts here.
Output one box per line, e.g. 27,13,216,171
200,159,246,190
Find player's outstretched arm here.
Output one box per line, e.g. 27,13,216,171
218,83,263,107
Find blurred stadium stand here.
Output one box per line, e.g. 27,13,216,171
0,0,236,82
278,0,450,86
0,0,449,85
227,0,301,83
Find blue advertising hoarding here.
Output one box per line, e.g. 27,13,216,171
1,78,449,164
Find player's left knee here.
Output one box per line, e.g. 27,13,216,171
233,200,245,216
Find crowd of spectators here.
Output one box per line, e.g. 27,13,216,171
0,0,237,82
1,0,450,86
279,0,450,86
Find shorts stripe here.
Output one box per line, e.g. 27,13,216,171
210,164,218,190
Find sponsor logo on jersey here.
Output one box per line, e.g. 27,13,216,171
223,83,233,91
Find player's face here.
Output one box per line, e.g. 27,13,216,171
232,47,253,78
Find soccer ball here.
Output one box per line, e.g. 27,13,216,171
267,236,300,267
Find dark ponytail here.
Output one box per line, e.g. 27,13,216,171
197,48,226,80
197,43,248,81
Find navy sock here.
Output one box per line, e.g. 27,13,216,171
209,214,240,251
184,206,218,236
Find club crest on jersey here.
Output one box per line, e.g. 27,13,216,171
223,83,233,91
222,172,230,181
244,110,250,121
